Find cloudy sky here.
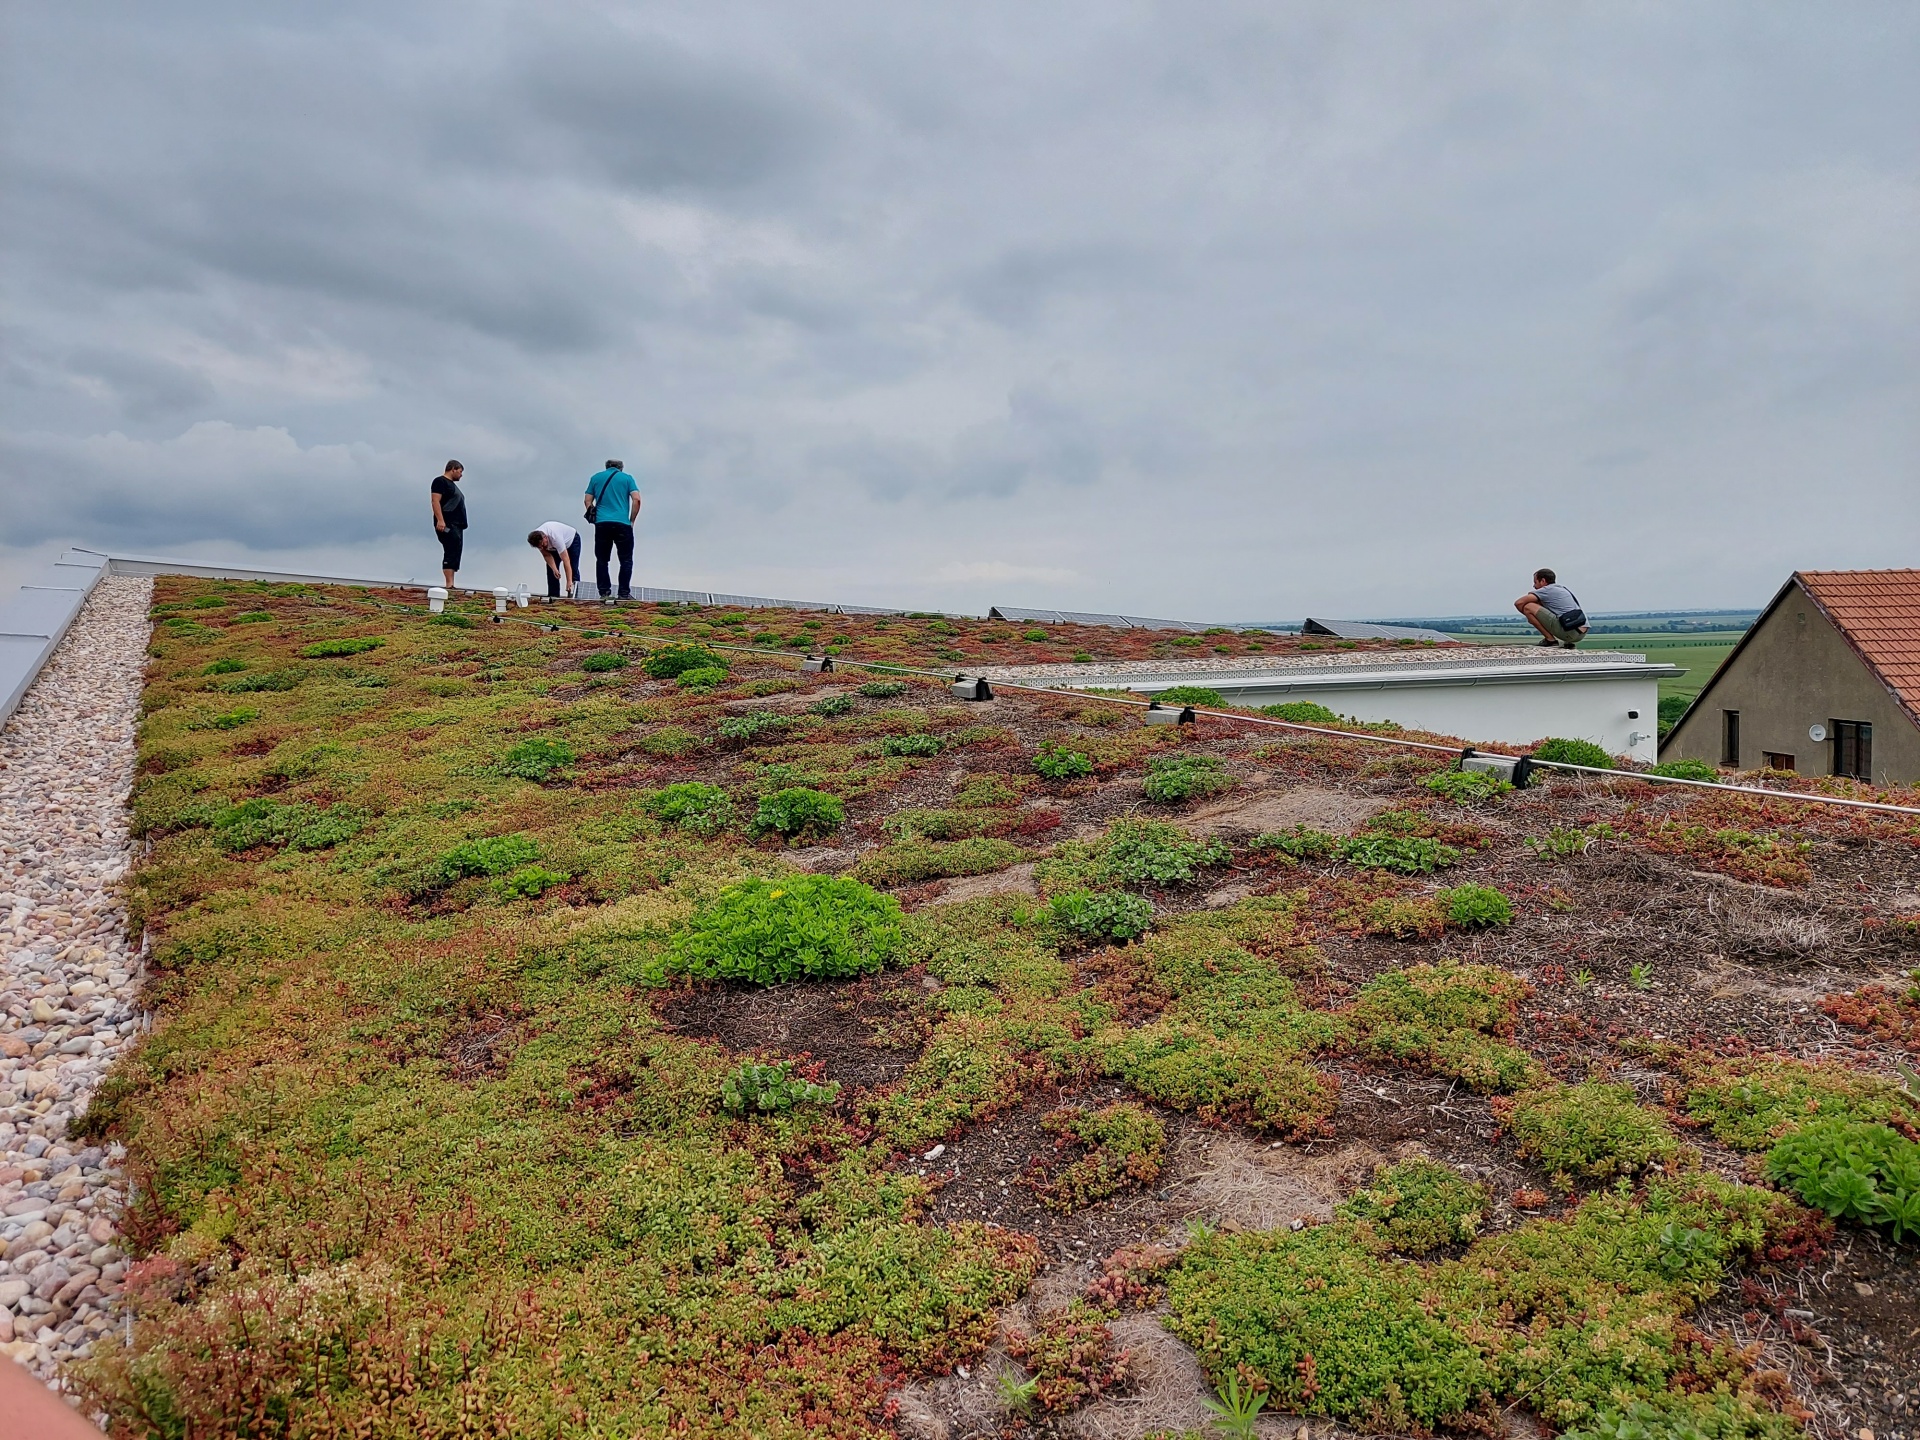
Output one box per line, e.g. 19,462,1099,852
3,3,1915,621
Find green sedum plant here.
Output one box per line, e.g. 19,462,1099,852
1032,742,1094,780
1261,700,1341,725
579,650,628,673
1681,1055,1920,1150
719,1059,840,1117
299,637,384,658
642,782,737,836
1049,889,1155,942
667,875,903,985
851,837,1022,887
1155,685,1225,707
1532,737,1613,769
1646,758,1718,782
1562,1396,1805,1440
1251,825,1338,861
491,865,568,900
1337,1157,1489,1254
1436,883,1513,927
856,680,911,698
210,798,368,854
1765,1118,1920,1241
439,834,541,880
1142,752,1233,803
643,644,727,679
881,733,942,757
751,787,845,841
1507,1082,1681,1183
1337,833,1458,874
498,736,576,780
1048,819,1229,888
1423,768,1510,804
717,710,792,743
675,665,728,691
807,693,854,716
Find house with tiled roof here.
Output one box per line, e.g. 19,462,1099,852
1661,569,1920,785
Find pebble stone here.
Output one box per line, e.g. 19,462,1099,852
0,576,152,1389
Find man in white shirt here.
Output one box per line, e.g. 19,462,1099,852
527,521,582,600
1515,568,1589,648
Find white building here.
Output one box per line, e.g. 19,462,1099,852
980,647,1681,764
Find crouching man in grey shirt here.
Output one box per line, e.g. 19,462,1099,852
1515,568,1589,648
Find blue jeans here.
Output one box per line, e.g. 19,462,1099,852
594,522,634,599
547,534,583,598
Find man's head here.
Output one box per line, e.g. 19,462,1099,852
445,461,464,479
1533,568,1556,587
604,460,623,472
526,530,550,551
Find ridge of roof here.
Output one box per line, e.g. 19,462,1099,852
1795,569,1920,733
1661,569,1920,756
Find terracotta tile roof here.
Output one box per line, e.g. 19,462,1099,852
1799,569,1920,723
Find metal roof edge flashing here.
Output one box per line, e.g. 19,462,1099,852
0,552,112,729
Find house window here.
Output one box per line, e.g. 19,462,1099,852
1721,711,1739,766
1763,752,1796,772
1833,720,1873,781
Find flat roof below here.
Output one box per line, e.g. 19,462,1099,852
978,645,1679,687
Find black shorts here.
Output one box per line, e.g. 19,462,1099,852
439,527,464,572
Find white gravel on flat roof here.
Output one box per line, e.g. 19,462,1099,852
0,574,151,1390
976,643,1648,682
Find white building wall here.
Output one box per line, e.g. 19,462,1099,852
1078,673,1664,764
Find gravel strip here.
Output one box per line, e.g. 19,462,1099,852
0,575,152,1384
976,644,1649,683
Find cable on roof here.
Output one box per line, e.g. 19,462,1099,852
362,589,1920,819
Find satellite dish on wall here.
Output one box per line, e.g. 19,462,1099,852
1808,724,1827,742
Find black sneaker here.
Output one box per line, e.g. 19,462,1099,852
1561,640,1580,649
1536,637,1558,647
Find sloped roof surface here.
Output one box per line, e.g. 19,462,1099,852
988,606,1206,632
1302,617,1456,643
1800,569,1920,720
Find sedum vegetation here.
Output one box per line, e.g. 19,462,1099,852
71,579,1885,1438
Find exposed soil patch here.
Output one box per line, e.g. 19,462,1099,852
657,968,929,1091
1181,785,1388,837
918,1094,1185,1266
928,862,1040,907
444,1012,521,1082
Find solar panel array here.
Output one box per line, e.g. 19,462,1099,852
987,606,1208,633
1302,617,1456,643
572,582,912,616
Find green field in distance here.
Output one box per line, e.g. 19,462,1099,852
1441,629,1746,719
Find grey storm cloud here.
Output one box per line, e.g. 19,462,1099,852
2,2,1915,617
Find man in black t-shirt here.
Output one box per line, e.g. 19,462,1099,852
429,461,468,588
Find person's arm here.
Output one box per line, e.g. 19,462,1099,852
628,486,641,523
1514,591,1539,612
561,547,576,586
432,489,447,532
541,545,561,579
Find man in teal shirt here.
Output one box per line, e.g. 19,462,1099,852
583,460,640,601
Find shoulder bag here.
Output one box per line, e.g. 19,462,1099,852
584,469,615,525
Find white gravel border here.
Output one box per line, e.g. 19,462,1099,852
0,575,152,1384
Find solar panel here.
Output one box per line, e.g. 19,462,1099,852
990,605,1209,632
1303,618,1454,643
634,587,714,605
